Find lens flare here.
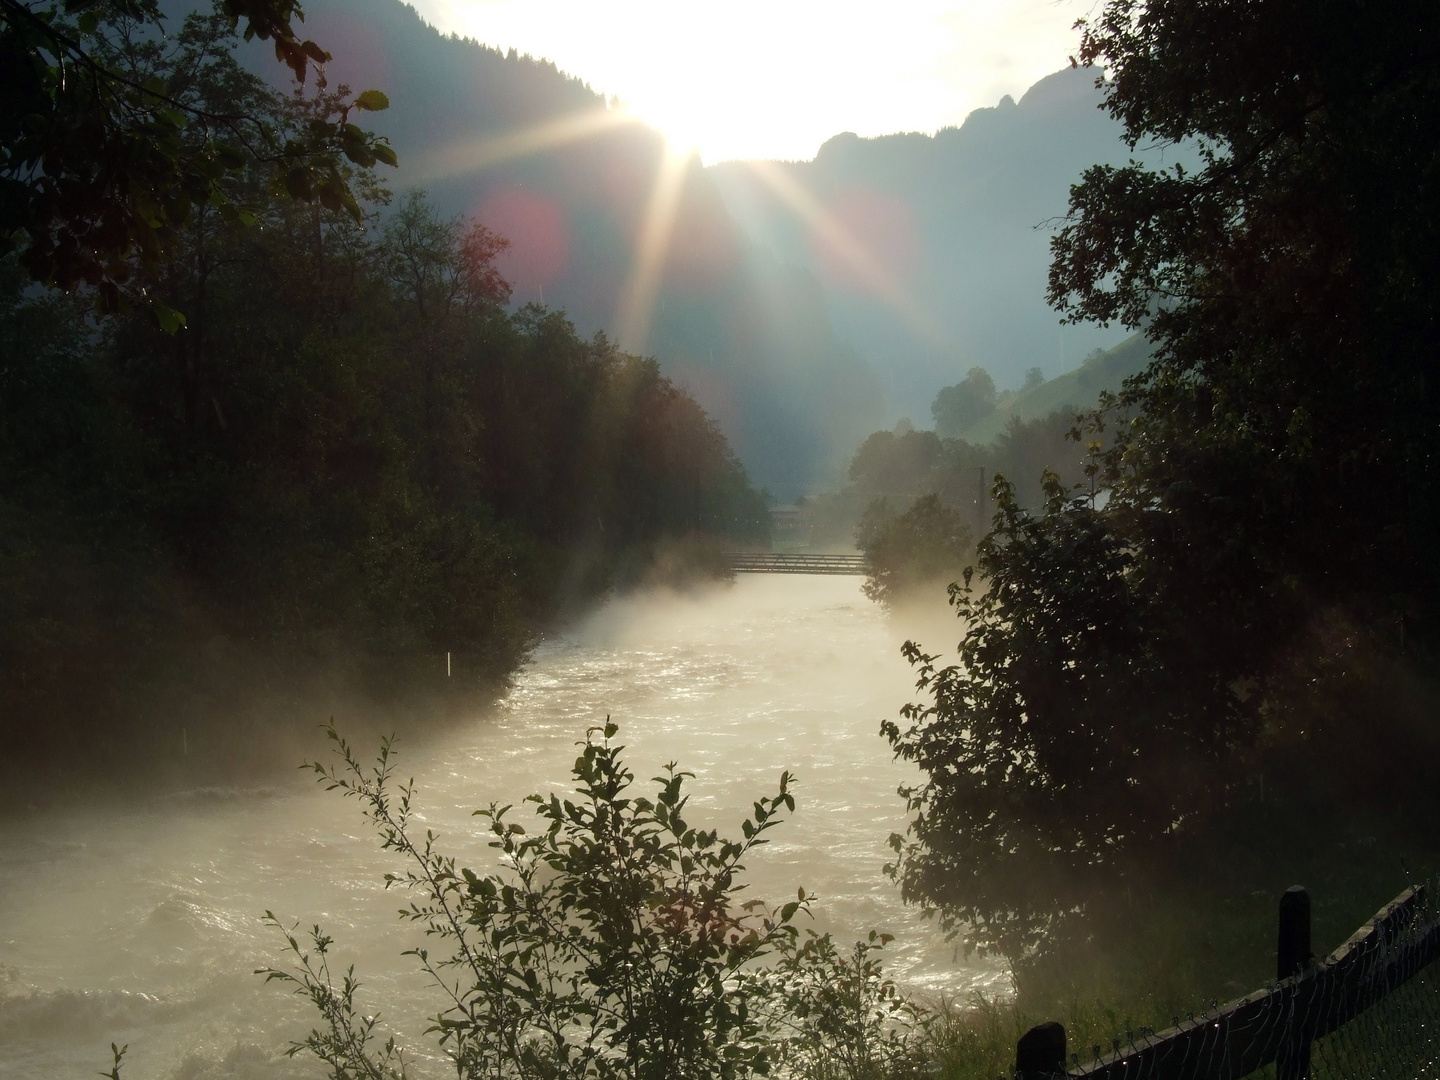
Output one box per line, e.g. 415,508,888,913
614,143,694,353
740,159,945,346
474,187,570,298
407,107,639,184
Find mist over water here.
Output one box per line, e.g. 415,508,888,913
0,575,1003,1079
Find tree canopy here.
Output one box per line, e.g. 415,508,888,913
886,0,1440,959
855,494,972,609
0,0,394,314
930,367,997,437
0,13,769,782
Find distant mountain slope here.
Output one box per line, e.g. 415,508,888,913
958,333,1154,445
218,0,1140,494
233,0,880,497
708,68,1140,420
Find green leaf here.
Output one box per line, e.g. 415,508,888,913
341,144,374,168
353,89,390,112
151,302,186,335
342,144,375,167
284,167,313,201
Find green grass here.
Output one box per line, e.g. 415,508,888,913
901,804,1439,1080
958,334,1154,445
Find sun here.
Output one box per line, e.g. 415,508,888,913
656,120,699,162
618,97,710,164
661,129,701,161
424,0,1090,163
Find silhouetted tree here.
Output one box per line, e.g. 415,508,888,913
930,367,996,436
856,495,972,609
0,0,394,313
886,0,1440,960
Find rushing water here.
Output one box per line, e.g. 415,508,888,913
0,575,1005,1079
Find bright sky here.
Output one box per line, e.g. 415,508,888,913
408,0,1096,163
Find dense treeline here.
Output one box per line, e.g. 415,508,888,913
835,411,1083,607
854,495,972,610
884,0,1440,973
0,12,767,785
789,407,1084,557
848,410,1085,512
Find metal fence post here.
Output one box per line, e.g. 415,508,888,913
1278,885,1312,1080
1016,1020,1066,1079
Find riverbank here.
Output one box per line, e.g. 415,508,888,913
0,537,747,813
0,574,1003,1078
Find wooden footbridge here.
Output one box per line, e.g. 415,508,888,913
723,552,868,575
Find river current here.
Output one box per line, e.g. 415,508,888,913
0,575,1005,1078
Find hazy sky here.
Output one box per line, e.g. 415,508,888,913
408,0,1095,163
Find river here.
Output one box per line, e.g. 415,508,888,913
0,574,1005,1078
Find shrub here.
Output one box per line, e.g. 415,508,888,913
261,722,930,1080
856,496,973,609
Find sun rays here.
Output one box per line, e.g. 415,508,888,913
418,0,1085,165
406,107,638,185
614,142,693,352
738,160,947,348
409,104,940,358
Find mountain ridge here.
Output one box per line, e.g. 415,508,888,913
224,0,1136,495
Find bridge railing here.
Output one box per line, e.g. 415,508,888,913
722,552,868,575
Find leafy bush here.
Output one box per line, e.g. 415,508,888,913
881,470,1233,961
261,722,929,1080
930,369,997,438
769,932,929,1080
855,495,972,609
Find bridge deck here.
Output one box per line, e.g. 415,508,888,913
723,552,868,575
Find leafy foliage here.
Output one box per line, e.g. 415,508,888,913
886,0,1440,961
262,723,929,1080
847,412,1086,517
929,369,997,438
0,101,767,778
0,0,394,311
855,495,972,610
769,931,929,1080
882,472,1247,959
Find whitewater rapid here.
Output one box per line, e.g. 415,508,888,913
0,574,1004,1078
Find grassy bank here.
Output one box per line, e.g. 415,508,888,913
908,806,1437,1079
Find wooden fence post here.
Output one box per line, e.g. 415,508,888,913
1277,884,1312,1080
1016,1020,1066,1079
1278,884,1311,978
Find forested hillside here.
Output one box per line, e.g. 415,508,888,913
0,11,766,789
951,332,1152,443
217,0,1140,492
791,332,1147,557
234,0,882,496
709,68,1142,421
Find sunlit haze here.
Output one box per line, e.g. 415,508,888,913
409,0,1095,162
